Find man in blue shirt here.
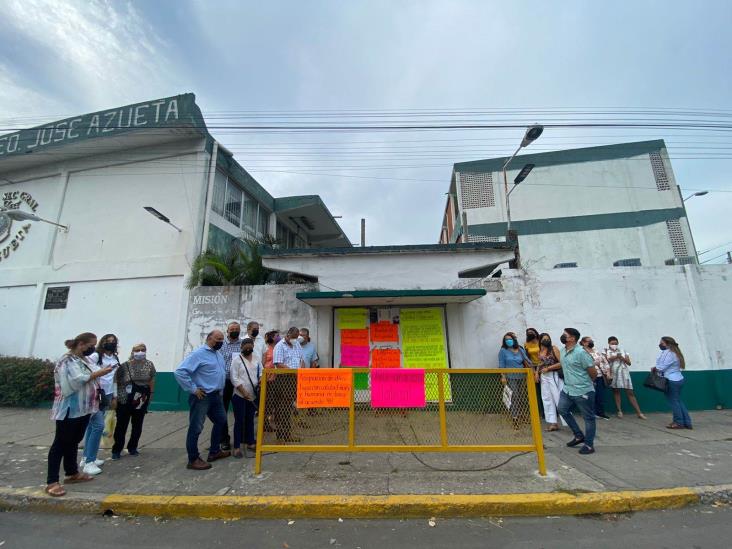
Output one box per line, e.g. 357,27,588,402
299,328,319,368
556,327,598,455
174,330,230,470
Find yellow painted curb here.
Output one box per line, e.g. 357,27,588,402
102,488,699,519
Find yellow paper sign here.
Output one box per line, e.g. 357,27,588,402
400,307,449,400
337,308,368,330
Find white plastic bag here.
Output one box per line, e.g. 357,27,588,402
502,385,513,409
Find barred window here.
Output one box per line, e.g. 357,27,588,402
224,183,242,227
649,152,670,191
554,262,578,269
258,206,270,237
468,234,501,243
613,258,642,267
242,191,257,232
666,219,689,257
212,171,227,215
459,172,495,209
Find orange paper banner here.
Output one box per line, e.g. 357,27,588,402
371,348,401,368
370,321,399,342
341,328,369,346
296,369,352,408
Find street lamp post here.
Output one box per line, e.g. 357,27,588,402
502,125,543,236
144,206,182,232
3,209,69,232
683,190,709,202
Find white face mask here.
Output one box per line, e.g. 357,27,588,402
133,351,146,360
609,344,618,351
297,336,305,344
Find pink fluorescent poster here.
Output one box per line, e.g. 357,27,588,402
371,368,426,408
340,344,370,367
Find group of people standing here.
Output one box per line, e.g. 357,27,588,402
45,332,156,497
499,328,692,455
173,323,317,471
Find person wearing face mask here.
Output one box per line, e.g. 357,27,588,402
298,328,319,368
262,330,280,432
247,321,267,363
537,333,567,431
498,332,532,429
653,336,692,430
112,343,156,460
271,327,306,441
230,338,262,458
46,333,113,497
80,333,121,476
219,322,244,451
524,328,543,419
580,337,612,420
603,336,646,419
556,328,598,455
174,330,230,470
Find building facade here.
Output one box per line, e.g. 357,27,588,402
0,93,348,409
439,140,697,270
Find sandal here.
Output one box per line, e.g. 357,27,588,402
64,472,94,484
546,424,560,432
637,413,647,420
666,423,685,429
45,483,66,497
232,449,244,459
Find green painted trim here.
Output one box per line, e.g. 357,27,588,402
216,149,276,211
296,289,487,300
469,207,686,237
274,195,352,247
147,372,189,411
262,242,513,258
454,140,666,173
206,223,243,255
0,93,206,161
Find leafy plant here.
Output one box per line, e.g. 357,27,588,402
186,235,298,288
0,356,55,407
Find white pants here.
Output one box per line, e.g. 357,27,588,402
541,372,567,426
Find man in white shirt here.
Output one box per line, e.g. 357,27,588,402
246,321,267,363
271,327,304,441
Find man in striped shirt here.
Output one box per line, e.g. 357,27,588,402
219,321,243,451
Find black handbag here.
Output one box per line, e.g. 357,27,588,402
643,370,667,392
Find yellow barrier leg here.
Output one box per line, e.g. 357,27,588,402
437,372,448,448
348,369,356,449
525,370,547,476
254,371,269,475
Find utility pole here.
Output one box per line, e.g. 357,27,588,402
360,218,366,247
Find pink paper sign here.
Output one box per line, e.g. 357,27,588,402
340,344,370,367
371,368,426,408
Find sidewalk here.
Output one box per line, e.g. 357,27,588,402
1,408,731,517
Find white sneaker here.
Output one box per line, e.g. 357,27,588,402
94,459,105,467
79,458,86,468
82,462,102,476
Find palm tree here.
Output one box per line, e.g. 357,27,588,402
186,236,293,289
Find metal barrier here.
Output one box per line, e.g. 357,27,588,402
254,368,546,475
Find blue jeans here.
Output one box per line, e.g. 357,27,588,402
83,410,105,462
665,379,692,428
186,391,227,463
593,377,607,416
231,394,257,448
557,390,596,448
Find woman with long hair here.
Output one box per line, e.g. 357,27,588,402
46,333,113,497
654,336,692,430
537,332,566,431
80,333,120,475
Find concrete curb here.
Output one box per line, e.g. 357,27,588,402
6,485,731,519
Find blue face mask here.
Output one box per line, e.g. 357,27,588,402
505,339,514,347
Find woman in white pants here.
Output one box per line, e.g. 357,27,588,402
537,333,567,431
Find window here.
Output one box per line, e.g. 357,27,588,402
553,262,578,269
666,219,689,257
212,171,227,215
258,207,270,237
224,183,242,227
458,171,495,209
649,152,670,191
613,258,642,267
242,192,257,232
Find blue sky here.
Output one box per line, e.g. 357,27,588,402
1,0,731,260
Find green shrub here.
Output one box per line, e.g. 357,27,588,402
0,356,55,407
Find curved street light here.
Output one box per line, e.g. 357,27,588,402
3,209,69,231
503,125,544,235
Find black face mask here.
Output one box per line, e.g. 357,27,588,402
83,345,96,356
250,329,259,338
560,334,568,345
212,341,224,351
659,344,668,351
103,342,117,352
526,333,536,341
587,341,595,349
541,339,551,347
229,331,240,340
242,348,253,356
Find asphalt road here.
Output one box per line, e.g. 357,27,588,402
1,505,731,548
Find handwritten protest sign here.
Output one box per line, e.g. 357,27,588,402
341,329,369,346
296,369,352,408
340,344,370,367
400,308,450,400
370,321,399,342
337,308,368,329
371,368,426,408
371,348,401,368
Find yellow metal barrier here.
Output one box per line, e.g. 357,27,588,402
254,368,546,475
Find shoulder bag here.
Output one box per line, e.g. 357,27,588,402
241,355,261,408
643,369,667,393
124,363,151,411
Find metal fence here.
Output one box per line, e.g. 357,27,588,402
254,368,546,475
